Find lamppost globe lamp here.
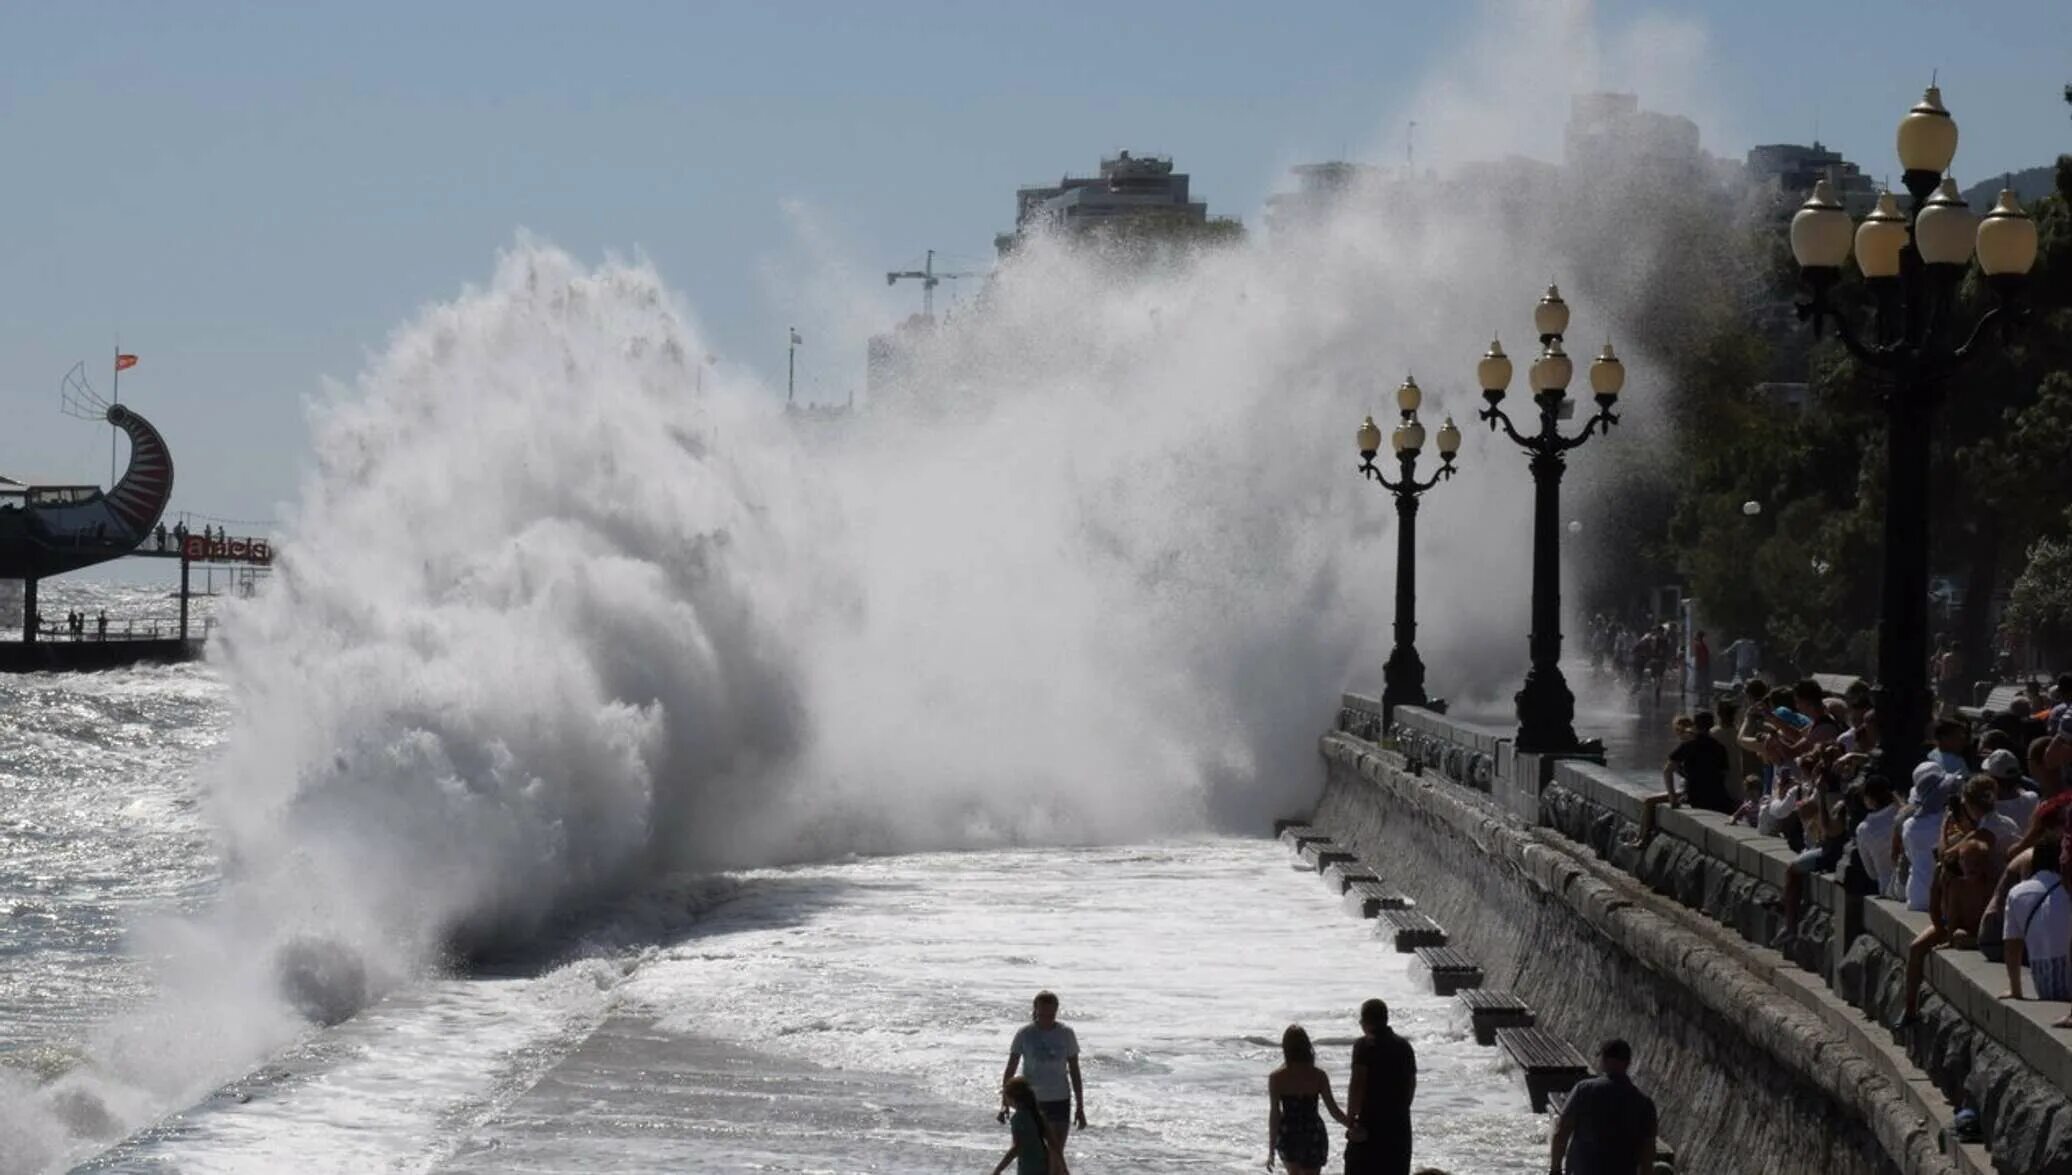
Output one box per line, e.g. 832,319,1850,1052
1855,193,1908,280
1476,287,1624,755
1396,375,1423,414
1977,190,2039,287
1353,373,1461,723
1791,83,2035,769
1357,415,1383,461
1915,179,1977,269
1534,285,1570,342
1436,417,1462,461
1790,179,1854,281
1393,419,1426,453
1531,342,1573,394
1479,339,1513,404
1742,500,1762,517
1589,343,1624,403
1896,85,1958,180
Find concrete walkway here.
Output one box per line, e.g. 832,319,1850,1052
433,1016,988,1173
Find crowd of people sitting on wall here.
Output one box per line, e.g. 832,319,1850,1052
1643,674,2072,1036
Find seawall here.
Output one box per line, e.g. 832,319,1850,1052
1305,698,2072,1175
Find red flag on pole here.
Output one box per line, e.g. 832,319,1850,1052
115,354,139,371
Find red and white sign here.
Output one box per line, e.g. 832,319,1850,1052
182,534,273,565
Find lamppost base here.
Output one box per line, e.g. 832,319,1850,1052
1381,646,1432,725
1515,663,1583,755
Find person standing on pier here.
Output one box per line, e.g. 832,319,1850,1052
999,991,1085,1151
1549,1039,1657,1175
1344,997,1414,1175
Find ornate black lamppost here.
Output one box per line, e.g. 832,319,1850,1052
1788,84,2037,762
1476,287,1627,754
1356,376,1462,722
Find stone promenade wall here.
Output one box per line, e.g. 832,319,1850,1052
1308,698,2072,1175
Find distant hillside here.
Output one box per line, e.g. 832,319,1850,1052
1964,165,2057,209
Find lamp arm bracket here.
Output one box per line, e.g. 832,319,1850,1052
1478,405,1532,450
1409,466,1452,493
1359,460,1408,492
1951,306,2012,367
1554,409,1617,452
1820,302,1909,371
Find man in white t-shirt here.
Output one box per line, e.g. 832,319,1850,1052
2003,842,2069,1004
1984,749,2042,834
999,990,1085,1145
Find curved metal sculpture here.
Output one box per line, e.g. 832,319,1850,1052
0,403,175,579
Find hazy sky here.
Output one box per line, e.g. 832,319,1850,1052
2,0,2066,522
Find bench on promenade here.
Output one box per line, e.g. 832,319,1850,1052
1456,988,1535,1046
1959,683,2033,723
1342,881,1414,919
1298,840,1356,872
1496,1027,1590,1112
1411,946,1483,996
1323,862,1379,894
1278,825,1330,851
1377,909,1446,952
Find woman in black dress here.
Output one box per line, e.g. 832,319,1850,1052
1266,1024,1351,1174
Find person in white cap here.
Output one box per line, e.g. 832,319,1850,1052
1984,748,2042,834
1892,762,1956,913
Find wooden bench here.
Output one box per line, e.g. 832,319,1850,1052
1376,909,1446,952
1411,946,1484,996
1343,881,1415,919
1496,1027,1590,1113
1456,988,1535,1046
1322,863,1379,894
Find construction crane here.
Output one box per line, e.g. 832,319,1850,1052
885,250,976,320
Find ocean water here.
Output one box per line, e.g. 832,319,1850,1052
2,590,1549,1172
11,700,1553,1174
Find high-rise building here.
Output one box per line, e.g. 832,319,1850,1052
1745,142,1879,215
1263,161,1388,235
1564,92,1703,180
995,151,1218,255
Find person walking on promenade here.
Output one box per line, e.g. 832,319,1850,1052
999,991,1085,1150
1722,634,1760,683
1266,1025,1351,1174
1549,1039,1657,1175
1344,997,1415,1175
993,1076,1069,1175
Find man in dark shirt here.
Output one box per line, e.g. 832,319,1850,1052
1550,1039,1657,1175
1344,997,1415,1174
1665,711,1733,814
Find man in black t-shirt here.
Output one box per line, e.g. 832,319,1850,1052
1344,997,1415,1175
1550,1039,1657,1174
1666,710,1733,814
